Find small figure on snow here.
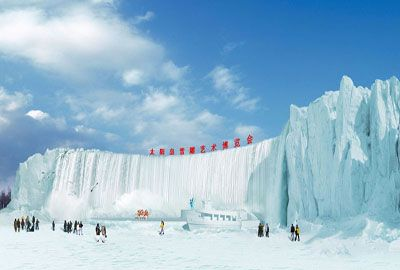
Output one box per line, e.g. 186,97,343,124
78,221,83,235
35,219,39,230
159,220,165,235
258,222,264,237
95,223,101,242
17,219,21,232
26,216,30,232
52,220,55,231
290,224,295,241
26,217,32,232
101,225,107,242
265,223,269,238
189,198,195,209
294,224,300,242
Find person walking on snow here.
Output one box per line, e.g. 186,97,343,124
101,225,107,242
26,217,31,232
290,224,295,241
79,221,83,235
17,219,21,232
265,223,269,238
35,219,39,230
159,220,165,235
52,220,55,231
258,222,264,237
21,218,25,230
295,224,300,242
95,223,101,242
14,219,17,232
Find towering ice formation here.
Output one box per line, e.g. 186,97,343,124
8,76,400,224
10,141,287,223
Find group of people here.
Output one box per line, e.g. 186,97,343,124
12,216,112,243
257,222,301,241
95,223,107,242
13,216,39,232
257,222,270,237
290,224,300,241
64,220,83,235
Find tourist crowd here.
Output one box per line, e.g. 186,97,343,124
13,216,39,232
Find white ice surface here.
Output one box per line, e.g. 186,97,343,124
0,220,399,270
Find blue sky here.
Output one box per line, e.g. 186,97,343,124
0,0,399,188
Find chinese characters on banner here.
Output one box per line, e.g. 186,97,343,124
149,134,254,156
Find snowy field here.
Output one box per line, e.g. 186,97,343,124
1,219,400,270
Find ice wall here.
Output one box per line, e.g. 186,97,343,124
285,76,400,222
8,76,400,224
9,138,289,223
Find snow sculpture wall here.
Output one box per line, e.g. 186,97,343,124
8,76,400,224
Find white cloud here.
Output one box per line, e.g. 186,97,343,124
123,69,145,86
26,109,67,130
0,87,30,112
234,124,263,139
0,4,186,85
141,91,179,114
161,61,189,82
74,124,119,142
26,109,49,120
133,11,154,24
74,125,96,135
104,132,119,142
64,88,224,151
123,61,188,86
0,87,31,128
195,110,223,127
65,89,137,123
208,65,259,111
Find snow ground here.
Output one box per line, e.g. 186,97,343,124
0,220,399,270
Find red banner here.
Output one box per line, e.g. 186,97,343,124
149,134,254,156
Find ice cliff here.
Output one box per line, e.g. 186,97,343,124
8,76,400,224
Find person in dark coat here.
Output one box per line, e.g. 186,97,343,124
17,219,21,232
52,220,55,231
265,223,269,238
26,217,31,232
64,220,67,232
21,218,25,230
35,219,39,230
79,221,83,235
95,224,101,236
290,224,295,241
95,223,101,242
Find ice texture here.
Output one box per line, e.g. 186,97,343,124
8,76,400,224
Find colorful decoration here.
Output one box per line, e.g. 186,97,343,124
149,134,253,156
